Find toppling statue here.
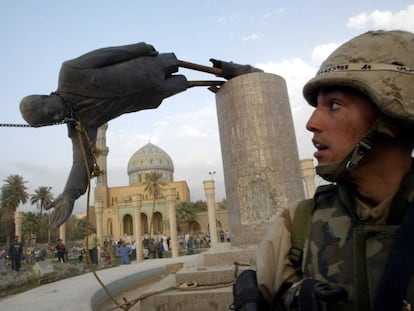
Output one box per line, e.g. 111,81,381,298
20,42,262,228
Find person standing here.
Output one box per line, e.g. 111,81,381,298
8,236,23,272
156,239,164,258
116,241,132,264
55,239,66,263
78,247,85,263
85,229,99,265
162,235,169,252
186,236,194,255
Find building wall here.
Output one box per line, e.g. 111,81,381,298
95,180,195,240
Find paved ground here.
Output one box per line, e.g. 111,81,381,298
0,255,197,311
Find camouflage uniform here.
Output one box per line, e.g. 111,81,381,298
257,30,414,310
257,169,414,309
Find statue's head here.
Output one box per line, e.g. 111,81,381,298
20,94,70,127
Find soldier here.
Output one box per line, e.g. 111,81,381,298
253,30,414,310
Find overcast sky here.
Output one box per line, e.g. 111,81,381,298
1,1,413,214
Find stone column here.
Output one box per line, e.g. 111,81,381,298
96,123,109,187
301,158,316,198
166,188,178,258
95,202,104,245
132,194,143,262
216,72,306,246
204,180,218,245
59,223,66,245
14,211,24,242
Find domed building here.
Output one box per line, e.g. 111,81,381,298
93,124,191,242
127,142,174,185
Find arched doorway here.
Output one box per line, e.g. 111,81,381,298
189,221,201,235
123,214,133,235
152,212,163,234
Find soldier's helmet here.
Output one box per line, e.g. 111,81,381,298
303,30,414,125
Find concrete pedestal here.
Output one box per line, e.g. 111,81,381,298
216,72,305,246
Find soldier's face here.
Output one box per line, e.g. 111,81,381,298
306,87,378,168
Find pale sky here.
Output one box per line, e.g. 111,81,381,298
1,1,413,214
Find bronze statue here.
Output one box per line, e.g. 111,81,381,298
20,42,262,228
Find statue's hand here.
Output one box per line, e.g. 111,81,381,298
45,195,75,228
209,58,263,80
62,42,158,69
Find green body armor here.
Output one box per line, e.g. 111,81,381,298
289,177,414,310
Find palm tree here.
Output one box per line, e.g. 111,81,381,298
176,201,196,233
0,174,29,243
30,186,53,215
143,172,166,236
0,175,29,210
22,211,40,246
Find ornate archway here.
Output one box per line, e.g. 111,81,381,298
190,221,201,234
153,212,163,234
123,214,133,235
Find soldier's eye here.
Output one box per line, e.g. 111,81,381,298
330,101,341,110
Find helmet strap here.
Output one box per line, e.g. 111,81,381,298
316,116,395,182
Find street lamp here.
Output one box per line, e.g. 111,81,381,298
208,171,216,180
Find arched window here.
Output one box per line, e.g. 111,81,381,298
107,218,113,236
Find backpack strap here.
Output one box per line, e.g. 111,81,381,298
289,198,314,269
289,185,336,269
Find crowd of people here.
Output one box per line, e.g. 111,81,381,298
0,229,227,273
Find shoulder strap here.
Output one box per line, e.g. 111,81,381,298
289,184,336,268
289,198,314,268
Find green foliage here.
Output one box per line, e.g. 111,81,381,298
0,175,29,243
193,200,207,212
30,186,53,215
217,198,227,209
22,212,40,241
76,217,95,238
0,175,29,210
176,201,196,223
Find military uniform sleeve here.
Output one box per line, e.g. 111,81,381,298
256,207,300,301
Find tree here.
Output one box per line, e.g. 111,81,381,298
143,171,166,236
0,175,29,209
0,175,29,243
176,201,196,233
217,198,227,210
30,186,53,215
22,212,40,245
193,200,207,212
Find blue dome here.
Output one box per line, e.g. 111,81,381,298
127,143,174,184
